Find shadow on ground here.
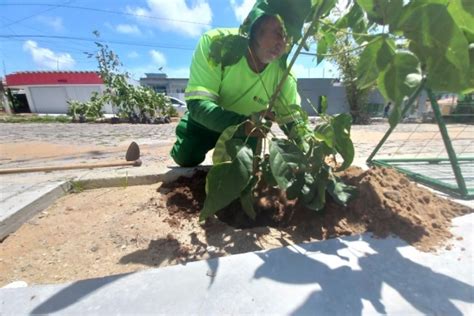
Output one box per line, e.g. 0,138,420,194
254,235,473,315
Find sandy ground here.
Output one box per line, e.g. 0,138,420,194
0,183,284,286
0,166,471,287
0,122,473,286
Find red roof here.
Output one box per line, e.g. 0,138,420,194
5,71,103,86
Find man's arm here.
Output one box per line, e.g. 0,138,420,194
187,99,247,133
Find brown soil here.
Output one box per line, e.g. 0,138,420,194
0,167,471,286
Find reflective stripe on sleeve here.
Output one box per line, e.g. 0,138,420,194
185,90,218,101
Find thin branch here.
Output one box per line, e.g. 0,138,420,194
300,42,369,57
318,19,378,38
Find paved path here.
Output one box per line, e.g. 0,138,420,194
1,120,472,203
1,121,472,157
0,122,178,147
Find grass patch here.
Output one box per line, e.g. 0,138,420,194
0,114,72,123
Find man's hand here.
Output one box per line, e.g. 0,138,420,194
243,110,275,137
260,110,276,122
244,121,267,137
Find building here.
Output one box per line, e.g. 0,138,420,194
139,73,387,115
4,70,403,116
139,73,187,101
5,71,113,114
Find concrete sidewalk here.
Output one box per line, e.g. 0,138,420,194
1,121,473,314
1,213,473,315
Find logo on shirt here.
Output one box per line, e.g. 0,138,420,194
253,96,268,106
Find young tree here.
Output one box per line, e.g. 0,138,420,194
82,31,174,122
198,0,473,221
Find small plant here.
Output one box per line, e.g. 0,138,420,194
69,181,85,193
67,100,88,122
67,93,105,122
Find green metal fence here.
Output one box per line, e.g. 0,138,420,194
367,89,474,200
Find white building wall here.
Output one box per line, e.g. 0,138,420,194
29,86,69,113
14,84,112,114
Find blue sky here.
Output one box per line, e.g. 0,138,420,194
0,0,339,80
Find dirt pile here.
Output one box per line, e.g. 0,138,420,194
161,167,472,251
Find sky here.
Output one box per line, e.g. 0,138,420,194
0,0,339,81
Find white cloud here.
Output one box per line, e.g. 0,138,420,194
23,40,75,69
149,50,167,66
116,24,142,35
36,16,64,32
127,51,140,59
126,0,212,37
229,0,254,22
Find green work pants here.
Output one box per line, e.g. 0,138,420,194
171,112,257,167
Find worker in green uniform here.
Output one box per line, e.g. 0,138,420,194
171,3,308,167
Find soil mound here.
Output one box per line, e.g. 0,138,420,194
160,167,472,251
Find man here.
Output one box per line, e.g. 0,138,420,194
171,7,307,167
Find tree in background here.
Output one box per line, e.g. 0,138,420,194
72,31,176,123
325,31,372,124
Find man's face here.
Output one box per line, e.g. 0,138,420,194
253,16,287,65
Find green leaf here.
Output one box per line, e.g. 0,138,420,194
336,2,367,34
357,0,403,25
240,0,313,45
286,172,306,200
357,36,396,89
316,36,328,65
448,0,474,39
313,122,334,148
467,46,474,93
304,172,328,211
240,176,258,220
398,3,470,92
308,143,330,172
327,177,357,206
317,0,338,18
320,95,328,115
212,124,241,164
388,102,402,127
200,144,253,221
225,139,247,161
333,113,355,170
269,139,306,190
208,34,248,67
377,51,421,105
301,173,316,204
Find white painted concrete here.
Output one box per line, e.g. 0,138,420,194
0,214,472,315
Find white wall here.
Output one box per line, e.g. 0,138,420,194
22,84,113,114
